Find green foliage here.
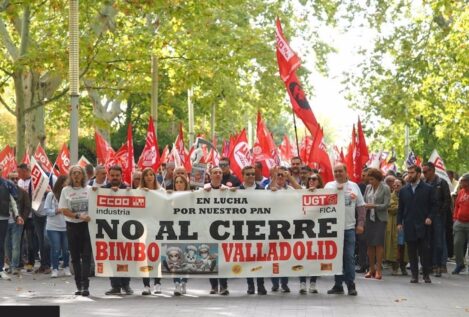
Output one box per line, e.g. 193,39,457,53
345,0,469,172
1,0,360,159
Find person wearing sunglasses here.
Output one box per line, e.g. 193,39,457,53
203,166,230,295
238,165,267,295
219,157,241,188
267,166,301,293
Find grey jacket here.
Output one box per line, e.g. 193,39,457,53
365,182,391,222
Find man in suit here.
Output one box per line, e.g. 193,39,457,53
397,165,437,283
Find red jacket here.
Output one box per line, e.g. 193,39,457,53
454,188,469,222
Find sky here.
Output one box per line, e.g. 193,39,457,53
288,7,378,149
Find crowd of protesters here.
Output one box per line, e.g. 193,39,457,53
0,158,468,298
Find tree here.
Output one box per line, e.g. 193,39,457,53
345,0,469,171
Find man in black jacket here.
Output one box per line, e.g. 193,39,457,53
102,165,134,295
220,157,241,188
238,165,267,295
398,165,438,283
422,162,452,276
0,165,21,280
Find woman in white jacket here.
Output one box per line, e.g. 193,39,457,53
45,175,71,278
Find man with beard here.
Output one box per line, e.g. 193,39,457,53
289,157,302,184
238,165,267,295
397,165,437,283
203,166,230,295
102,165,134,295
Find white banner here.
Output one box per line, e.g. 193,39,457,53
428,149,454,192
30,157,49,211
88,188,345,278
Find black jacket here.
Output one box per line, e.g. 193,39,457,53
397,181,437,242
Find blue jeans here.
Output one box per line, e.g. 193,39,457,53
0,220,8,271
432,213,446,267
33,214,50,267
334,229,356,287
271,277,288,288
46,230,69,270
299,276,317,283
5,222,23,269
174,278,188,283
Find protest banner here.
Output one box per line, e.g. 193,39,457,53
88,188,345,278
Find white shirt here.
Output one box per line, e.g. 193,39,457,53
58,186,90,223
325,180,365,230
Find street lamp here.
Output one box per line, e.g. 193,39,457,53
69,0,79,163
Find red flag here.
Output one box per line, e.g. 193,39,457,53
275,18,301,81
33,144,55,175
174,124,191,171
356,118,370,169
137,116,160,172
279,135,294,164
55,143,71,175
159,145,169,165
21,149,30,165
229,129,252,181
276,19,319,138
222,139,232,158
284,73,320,138
299,135,314,164
95,131,115,166
345,126,357,182
106,124,134,185
308,128,333,183
126,123,135,185
0,145,17,177
253,112,278,177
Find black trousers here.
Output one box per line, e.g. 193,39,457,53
209,278,227,290
67,222,92,289
246,278,264,288
407,238,432,277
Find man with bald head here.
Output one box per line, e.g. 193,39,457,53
325,163,366,296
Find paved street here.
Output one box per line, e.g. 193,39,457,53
1,262,468,317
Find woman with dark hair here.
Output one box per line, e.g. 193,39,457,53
364,168,391,280
58,165,92,296
45,175,71,278
139,167,164,295
170,175,191,295
299,174,323,294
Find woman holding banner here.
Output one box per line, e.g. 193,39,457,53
168,175,191,295
139,167,165,295
299,174,323,294
58,165,92,296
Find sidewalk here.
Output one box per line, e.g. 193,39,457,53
1,264,468,317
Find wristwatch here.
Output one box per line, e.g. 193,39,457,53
75,214,80,219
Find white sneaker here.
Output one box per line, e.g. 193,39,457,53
51,269,59,278
142,286,151,295
309,282,318,294
174,282,181,296
299,282,307,294
153,284,162,294
0,271,11,280
63,267,72,276
181,282,186,294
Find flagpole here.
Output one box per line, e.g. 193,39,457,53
292,111,300,158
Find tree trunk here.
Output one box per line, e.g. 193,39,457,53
13,71,26,162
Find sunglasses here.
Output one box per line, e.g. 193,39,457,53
244,173,255,176
277,173,285,177
219,163,229,167
309,177,318,181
